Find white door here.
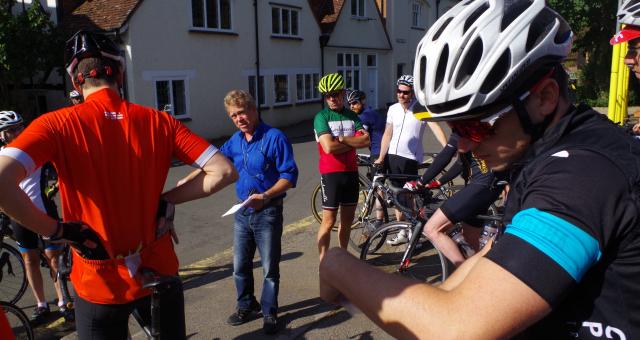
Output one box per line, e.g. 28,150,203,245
366,54,378,109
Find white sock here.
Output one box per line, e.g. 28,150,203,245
58,301,65,308
37,302,48,308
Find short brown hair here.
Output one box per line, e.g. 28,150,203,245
224,90,256,111
76,57,119,88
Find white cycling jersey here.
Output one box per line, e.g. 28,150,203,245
386,99,426,162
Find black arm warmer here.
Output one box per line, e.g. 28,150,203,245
420,136,458,184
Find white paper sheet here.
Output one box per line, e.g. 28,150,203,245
222,197,253,217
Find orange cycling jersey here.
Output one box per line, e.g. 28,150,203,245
1,88,217,304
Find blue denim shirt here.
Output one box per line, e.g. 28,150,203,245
220,122,298,201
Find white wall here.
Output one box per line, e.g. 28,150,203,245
123,0,323,140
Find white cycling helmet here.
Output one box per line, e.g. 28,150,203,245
0,111,23,131
413,0,572,121
397,75,414,88
611,0,640,45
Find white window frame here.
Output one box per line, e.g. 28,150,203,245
337,53,361,90
248,75,268,108
271,5,300,37
190,0,234,32
273,74,290,106
296,72,321,103
412,1,423,28
153,77,190,119
351,0,365,18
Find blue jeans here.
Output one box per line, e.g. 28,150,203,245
233,204,283,316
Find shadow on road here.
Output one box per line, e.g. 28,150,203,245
181,251,303,291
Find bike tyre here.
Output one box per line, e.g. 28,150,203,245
0,243,27,305
360,222,449,285
1,301,34,340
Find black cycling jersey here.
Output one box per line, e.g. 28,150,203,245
487,104,640,339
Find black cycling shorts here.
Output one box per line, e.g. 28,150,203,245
440,183,502,226
320,172,359,210
75,280,185,339
386,154,418,186
11,220,62,252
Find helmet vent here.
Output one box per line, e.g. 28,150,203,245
427,95,472,114
463,2,489,34
419,55,427,93
432,17,453,41
526,8,556,52
455,37,483,89
480,49,511,94
501,0,533,32
435,45,449,93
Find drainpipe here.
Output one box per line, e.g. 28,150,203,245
319,33,330,108
254,0,261,118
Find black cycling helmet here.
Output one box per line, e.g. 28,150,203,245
347,90,366,104
64,30,125,82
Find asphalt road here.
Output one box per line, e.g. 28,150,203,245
19,117,448,339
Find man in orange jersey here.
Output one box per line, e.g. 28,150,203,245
0,30,237,339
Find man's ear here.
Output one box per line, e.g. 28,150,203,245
531,78,560,119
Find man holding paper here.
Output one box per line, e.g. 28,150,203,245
216,90,297,334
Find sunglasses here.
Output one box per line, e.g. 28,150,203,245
627,44,640,59
3,125,24,135
396,89,412,95
324,91,342,99
448,104,513,143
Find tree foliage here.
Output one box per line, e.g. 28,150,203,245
0,0,64,109
547,0,623,106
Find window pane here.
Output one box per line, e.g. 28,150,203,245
354,54,360,67
206,0,218,28
172,80,186,116
156,81,170,110
346,70,352,88
192,0,204,27
354,70,360,89
313,73,319,98
359,0,365,16
258,76,265,105
337,53,343,67
274,75,288,103
220,0,231,29
272,7,280,34
282,9,290,35
367,54,376,67
351,0,357,15
296,74,303,101
305,74,312,99
249,76,257,99
291,10,298,35
346,54,352,67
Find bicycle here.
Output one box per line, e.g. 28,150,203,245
0,212,75,310
1,300,34,340
310,153,442,227
347,170,451,252
0,214,27,305
359,181,453,284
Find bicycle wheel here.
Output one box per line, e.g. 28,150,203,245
311,176,370,228
1,301,34,340
0,243,27,304
348,190,388,252
360,222,449,285
311,183,323,224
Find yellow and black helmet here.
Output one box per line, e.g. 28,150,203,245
318,73,345,93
